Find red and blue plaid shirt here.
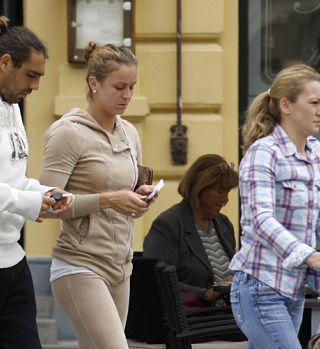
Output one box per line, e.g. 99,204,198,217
230,125,320,300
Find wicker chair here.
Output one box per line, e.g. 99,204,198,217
155,262,246,349
125,256,166,344
125,256,246,349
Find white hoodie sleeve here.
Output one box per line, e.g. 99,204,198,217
0,182,52,221
0,102,55,221
20,176,54,194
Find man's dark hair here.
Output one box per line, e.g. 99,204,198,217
0,16,48,67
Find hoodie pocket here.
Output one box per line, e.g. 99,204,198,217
78,214,90,244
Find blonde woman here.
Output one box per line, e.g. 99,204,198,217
230,64,320,349
40,43,155,349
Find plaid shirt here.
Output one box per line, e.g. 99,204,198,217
229,125,320,300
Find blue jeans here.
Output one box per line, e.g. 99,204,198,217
230,271,305,349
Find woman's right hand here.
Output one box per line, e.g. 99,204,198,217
99,190,149,216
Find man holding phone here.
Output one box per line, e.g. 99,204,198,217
0,17,70,349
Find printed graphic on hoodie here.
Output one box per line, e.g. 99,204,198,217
9,131,28,160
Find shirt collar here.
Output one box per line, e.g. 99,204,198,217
272,124,318,160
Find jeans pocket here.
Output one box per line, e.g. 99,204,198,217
230,290,244,325
252,284,287,325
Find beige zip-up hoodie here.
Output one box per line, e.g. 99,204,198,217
39,108,142,286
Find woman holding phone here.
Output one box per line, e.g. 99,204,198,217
39,43,155,349
144,154,238,308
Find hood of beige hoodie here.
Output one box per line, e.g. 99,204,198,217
59,107,119,132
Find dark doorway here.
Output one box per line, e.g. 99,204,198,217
0,1,23,26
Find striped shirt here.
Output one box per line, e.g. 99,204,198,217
229,125,320,300
196,221,231,282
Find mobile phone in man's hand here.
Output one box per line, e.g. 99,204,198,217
51,192,73,201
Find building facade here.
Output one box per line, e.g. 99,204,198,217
22,0,239,255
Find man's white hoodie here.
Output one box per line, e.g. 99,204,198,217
0,98,52,268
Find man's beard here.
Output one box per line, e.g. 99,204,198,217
2,91,29,104
4,96,23,104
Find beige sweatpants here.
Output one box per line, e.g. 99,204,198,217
51,272,130,349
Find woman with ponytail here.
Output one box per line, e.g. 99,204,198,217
229,64,320,349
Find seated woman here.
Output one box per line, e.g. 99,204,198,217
143,154,238,307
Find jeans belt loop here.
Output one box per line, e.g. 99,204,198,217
242,271,249,282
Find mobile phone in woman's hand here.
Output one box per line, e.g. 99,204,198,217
146,179,164,202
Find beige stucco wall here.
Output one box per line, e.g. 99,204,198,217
23,0,239,255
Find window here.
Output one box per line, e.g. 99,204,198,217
68,0,133,63
248,0,320,96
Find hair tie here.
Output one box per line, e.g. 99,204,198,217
267,88,271,96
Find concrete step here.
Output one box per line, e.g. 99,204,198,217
127,339,165,348
37,318,57,344
42,341,79,349
36,295,54,318
127,339,247,349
